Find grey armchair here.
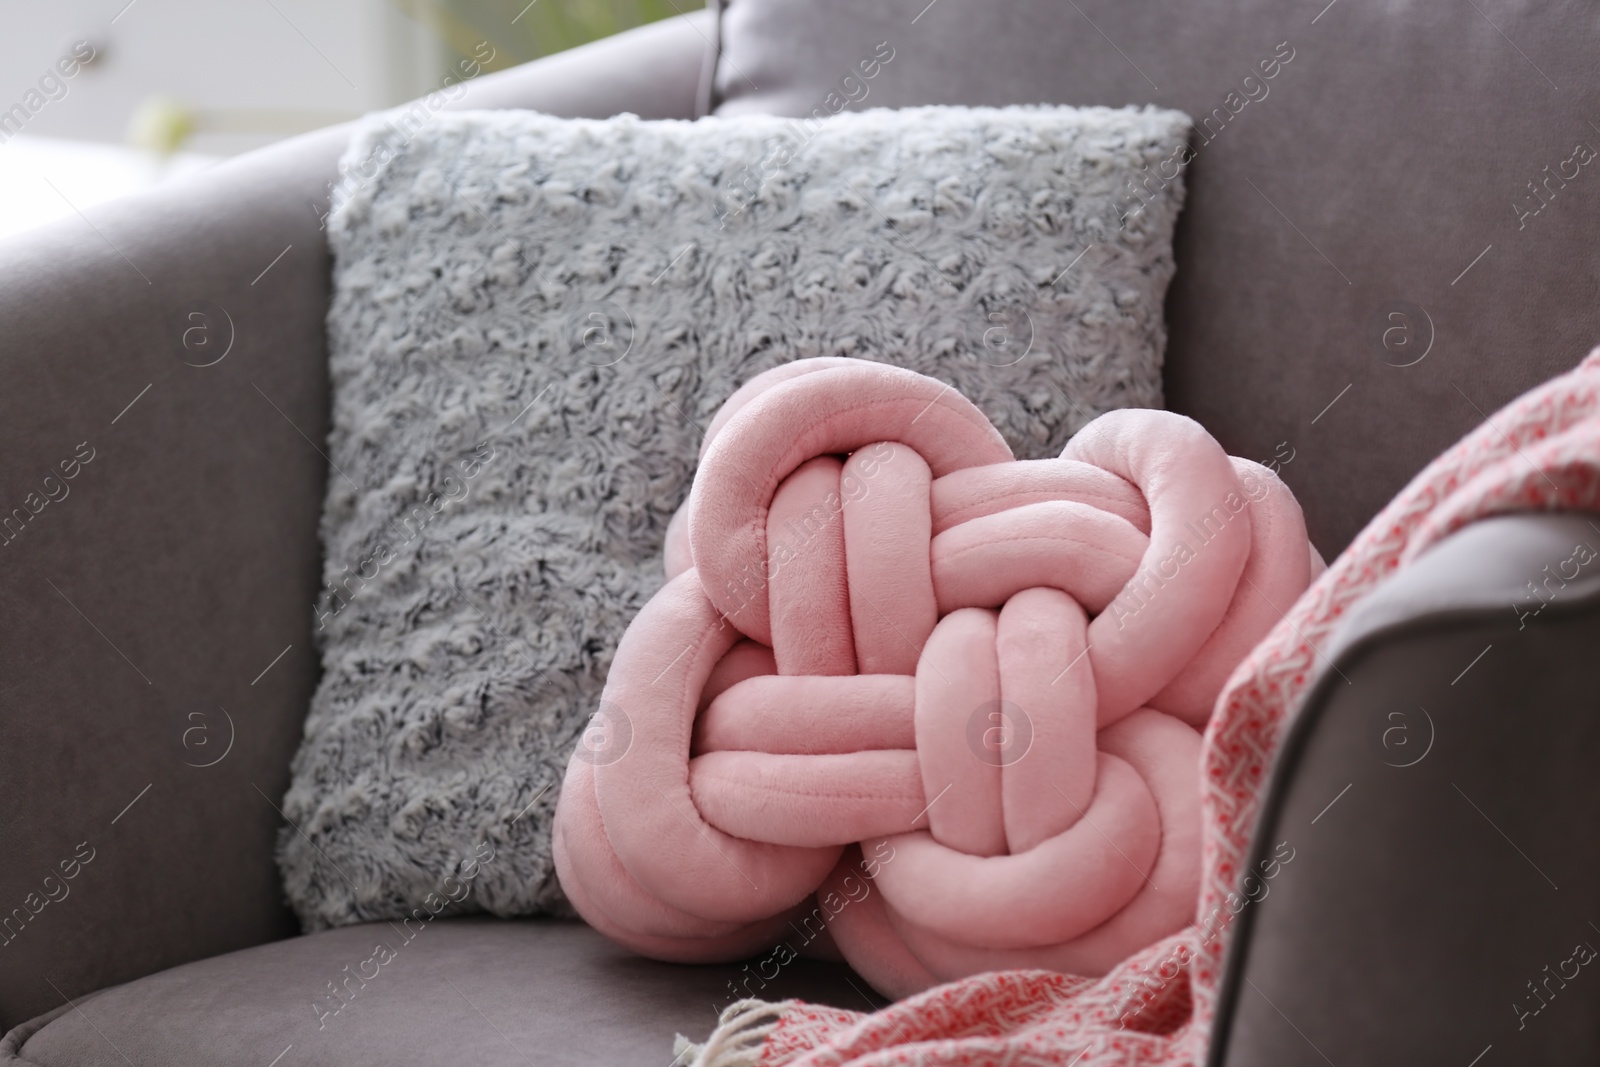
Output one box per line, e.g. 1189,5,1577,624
3,0,1599,1063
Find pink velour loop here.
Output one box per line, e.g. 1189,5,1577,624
555,358,1316,998
586,570,841,925
689,361,1013,646
1061,410,1255,722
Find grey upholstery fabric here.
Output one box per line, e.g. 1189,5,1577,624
1210,512,1600,1065
0,12,711,1032
1,918,879,1067
708,0,1600,555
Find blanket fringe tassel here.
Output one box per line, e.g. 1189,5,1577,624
674,998,795,1067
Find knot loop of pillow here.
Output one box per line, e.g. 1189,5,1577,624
554,358,1317,998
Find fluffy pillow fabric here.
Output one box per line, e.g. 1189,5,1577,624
279,102,1190,931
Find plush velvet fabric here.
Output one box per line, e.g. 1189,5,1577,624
555,360,1318,997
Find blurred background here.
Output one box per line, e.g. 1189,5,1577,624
0,0,695,239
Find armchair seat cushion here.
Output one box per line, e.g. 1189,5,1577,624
1,919,873,1067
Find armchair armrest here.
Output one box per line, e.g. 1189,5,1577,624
1209,510,1600,1065
0,11,710,1030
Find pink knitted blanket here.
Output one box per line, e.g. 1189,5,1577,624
554,357,1321,1001
639,350,1600,1067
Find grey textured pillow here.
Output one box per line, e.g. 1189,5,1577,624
280,103,1189,931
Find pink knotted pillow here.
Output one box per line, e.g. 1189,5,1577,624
553,358,1320,999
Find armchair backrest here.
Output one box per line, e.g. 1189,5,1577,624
708,0,1600,552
